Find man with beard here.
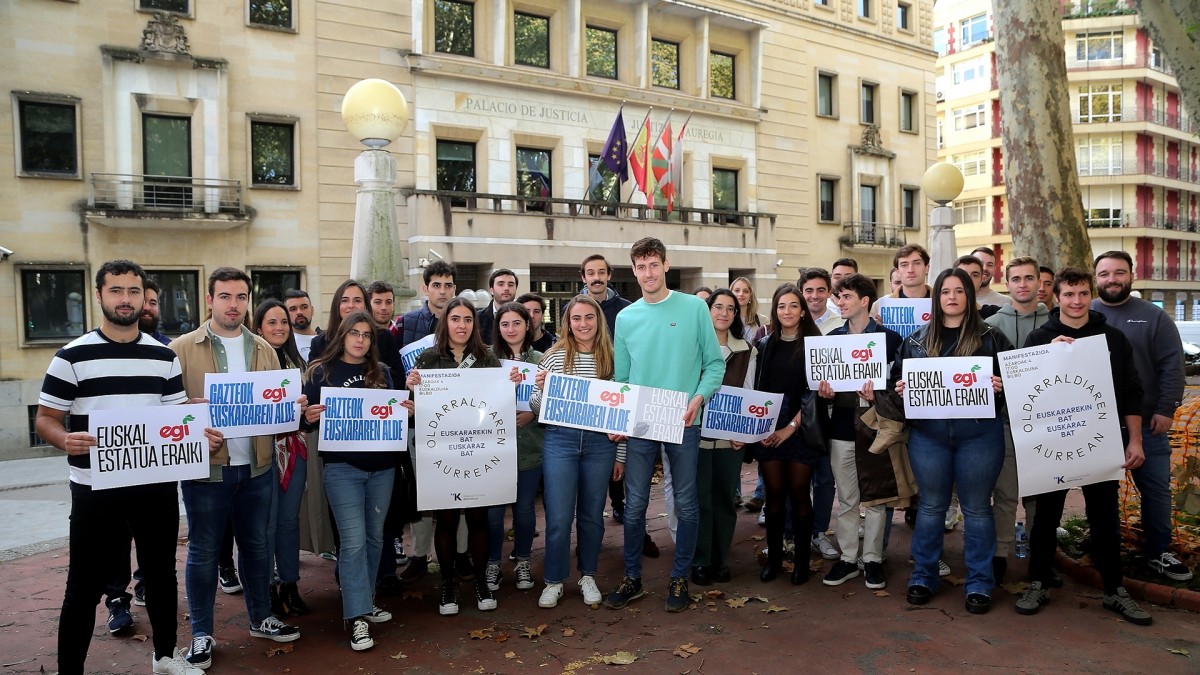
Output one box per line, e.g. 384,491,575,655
477,268,519,345
970,246,1011,309
284,289,319,360
1037,266,1056,310
36,259,222,675
141,278,171,345
1091,251,1191,582
172,268,302,669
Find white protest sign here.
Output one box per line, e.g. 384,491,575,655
318,388,410,451
876,298,932,339
204,368,302,438
88,403,212,489
804,334,887,392
901,356,994,419
1000,335,1125,497
399,334,435,375
414,368,516,510
499,359,535,412
701,386,779,443
537,373,688,444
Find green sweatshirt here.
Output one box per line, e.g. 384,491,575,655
614,290,726,424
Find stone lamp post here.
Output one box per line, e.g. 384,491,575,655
341,78,410,289
921,161,966,275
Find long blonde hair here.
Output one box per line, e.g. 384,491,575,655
544,296,613,379
731,276,762,328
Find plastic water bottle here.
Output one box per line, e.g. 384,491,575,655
1015,522,1029,558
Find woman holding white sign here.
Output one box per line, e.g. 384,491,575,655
485,302,545,594
302,311,408,651
529,295,624,609
891,268,1011,615
692,289,757,586
407,297,505,617
752,283,823,585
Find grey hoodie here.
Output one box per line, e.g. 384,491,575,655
984,302,1050,349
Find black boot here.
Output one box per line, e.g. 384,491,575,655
761,510,784,582
280,582,308,616
269,583,287,618
792,514,814,585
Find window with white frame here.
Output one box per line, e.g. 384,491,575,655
960,14,988,47
1075,31,1123,62
953,150,987,177
1076,136,1123,176
953,197,986,224
952,57,986,85
1083,187,1122,228
1078,83,1122,123
952,103,987,131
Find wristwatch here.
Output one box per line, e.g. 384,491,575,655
788,419,798,429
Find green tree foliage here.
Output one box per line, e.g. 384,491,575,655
515,13,549,68
586,27,617,79
435,0,474,56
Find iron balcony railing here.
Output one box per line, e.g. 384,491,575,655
1077,160,1200,184
842,221,908,248
88,173,245,215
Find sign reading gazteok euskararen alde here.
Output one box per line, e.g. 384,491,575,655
536,373,688,444
318,388,409,451
876,297,932,339
700,386,780,443
87,403,213,489
414,368,516,511
499,359,534,412
803,334,888,392
900,356,994,419
203,369,302,437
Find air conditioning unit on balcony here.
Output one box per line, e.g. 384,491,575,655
936,90,945,102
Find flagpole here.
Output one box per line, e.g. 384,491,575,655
622,107,652,205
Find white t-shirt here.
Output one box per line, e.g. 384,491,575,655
219,334,253,466
294,332,315,361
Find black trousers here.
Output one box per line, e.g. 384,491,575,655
59,480,181,673
1028,480,1123,594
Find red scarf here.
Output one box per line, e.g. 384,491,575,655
275,431,308,491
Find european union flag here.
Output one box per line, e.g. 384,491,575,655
601,110,628,182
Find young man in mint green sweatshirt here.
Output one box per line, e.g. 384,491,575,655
604,238,726,613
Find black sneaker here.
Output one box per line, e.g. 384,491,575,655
1148,552,1194,582
218,567,242,594
475,578,497,611
106,597,133,634
1015,581,1049,615
439,582,460,616
863,561,886,590
604,577,644,609
249,616,300,642
822,560,860,586
133,585,146,606
185,635,215,669
350,618,373,651
1103,587,1152,625
664,577,689,613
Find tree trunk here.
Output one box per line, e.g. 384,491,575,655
1135,0,1200,127
995,1,1092,272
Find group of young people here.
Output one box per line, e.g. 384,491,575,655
37,236,1191,673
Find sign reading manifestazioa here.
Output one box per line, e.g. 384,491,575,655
204,368,302,438
87,403,213,489
318,388,409,451
537,373,688,444
901,356,994,419
803,334,888,393
700,385,780,443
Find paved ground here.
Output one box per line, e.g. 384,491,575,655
0,459,1197,674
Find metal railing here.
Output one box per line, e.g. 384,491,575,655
1078,160,1200,184
88,174,245,215
841,221,908,248
1074,107,1199,134
1061,0,1136,19
1114,213,1200,232
401,189,773,228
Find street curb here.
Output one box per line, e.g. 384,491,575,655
1054,551,1200,613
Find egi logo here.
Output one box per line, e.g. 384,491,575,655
952,365,982,388
262,378,291,403
160,414,195,442
600,385,632,407
747,400,773,418
519,368,530,381
851,341,877,362
371,398,399,419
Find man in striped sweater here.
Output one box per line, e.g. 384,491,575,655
36,259,222,675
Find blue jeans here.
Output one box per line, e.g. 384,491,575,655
488,466,543,563
1132,428,1173,557
907,418,1005,596
624,425,701,580
182,465,275,636
324,463,393,620
268,452,307,583
811,453,834,537
542,426,615,584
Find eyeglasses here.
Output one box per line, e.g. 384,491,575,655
347,329,373,341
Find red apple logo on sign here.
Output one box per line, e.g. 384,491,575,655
160,414,195,442
262,378,291,403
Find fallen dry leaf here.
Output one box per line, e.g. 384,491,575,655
841,591,856,599
1001,582,1029,595
504,651,516,659
751,596,770,603
761,604,789,613
601,651,639,665
266,644,294,657
390,652,407,660
809,559,825,572
562,627,576,637
494,632,510,643
944,574,965,587
131,634,148,642
469,627,494,640
725,597,749,608
703,589,724,599
402,589,426,601
521,623,548,638
688,592,703,602
873,590,891,597
673,643,702,658
751,535,764,541
1167,648,1191,658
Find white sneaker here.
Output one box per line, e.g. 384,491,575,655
154,648,205,675
485,562,502,591
944,508,960,532
938,560,952,577
757,508,766,527
350,618,373,651
579,576,602,607
514,560,535,590
538,583,564,608
811,533,839,560
364,605,392,623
